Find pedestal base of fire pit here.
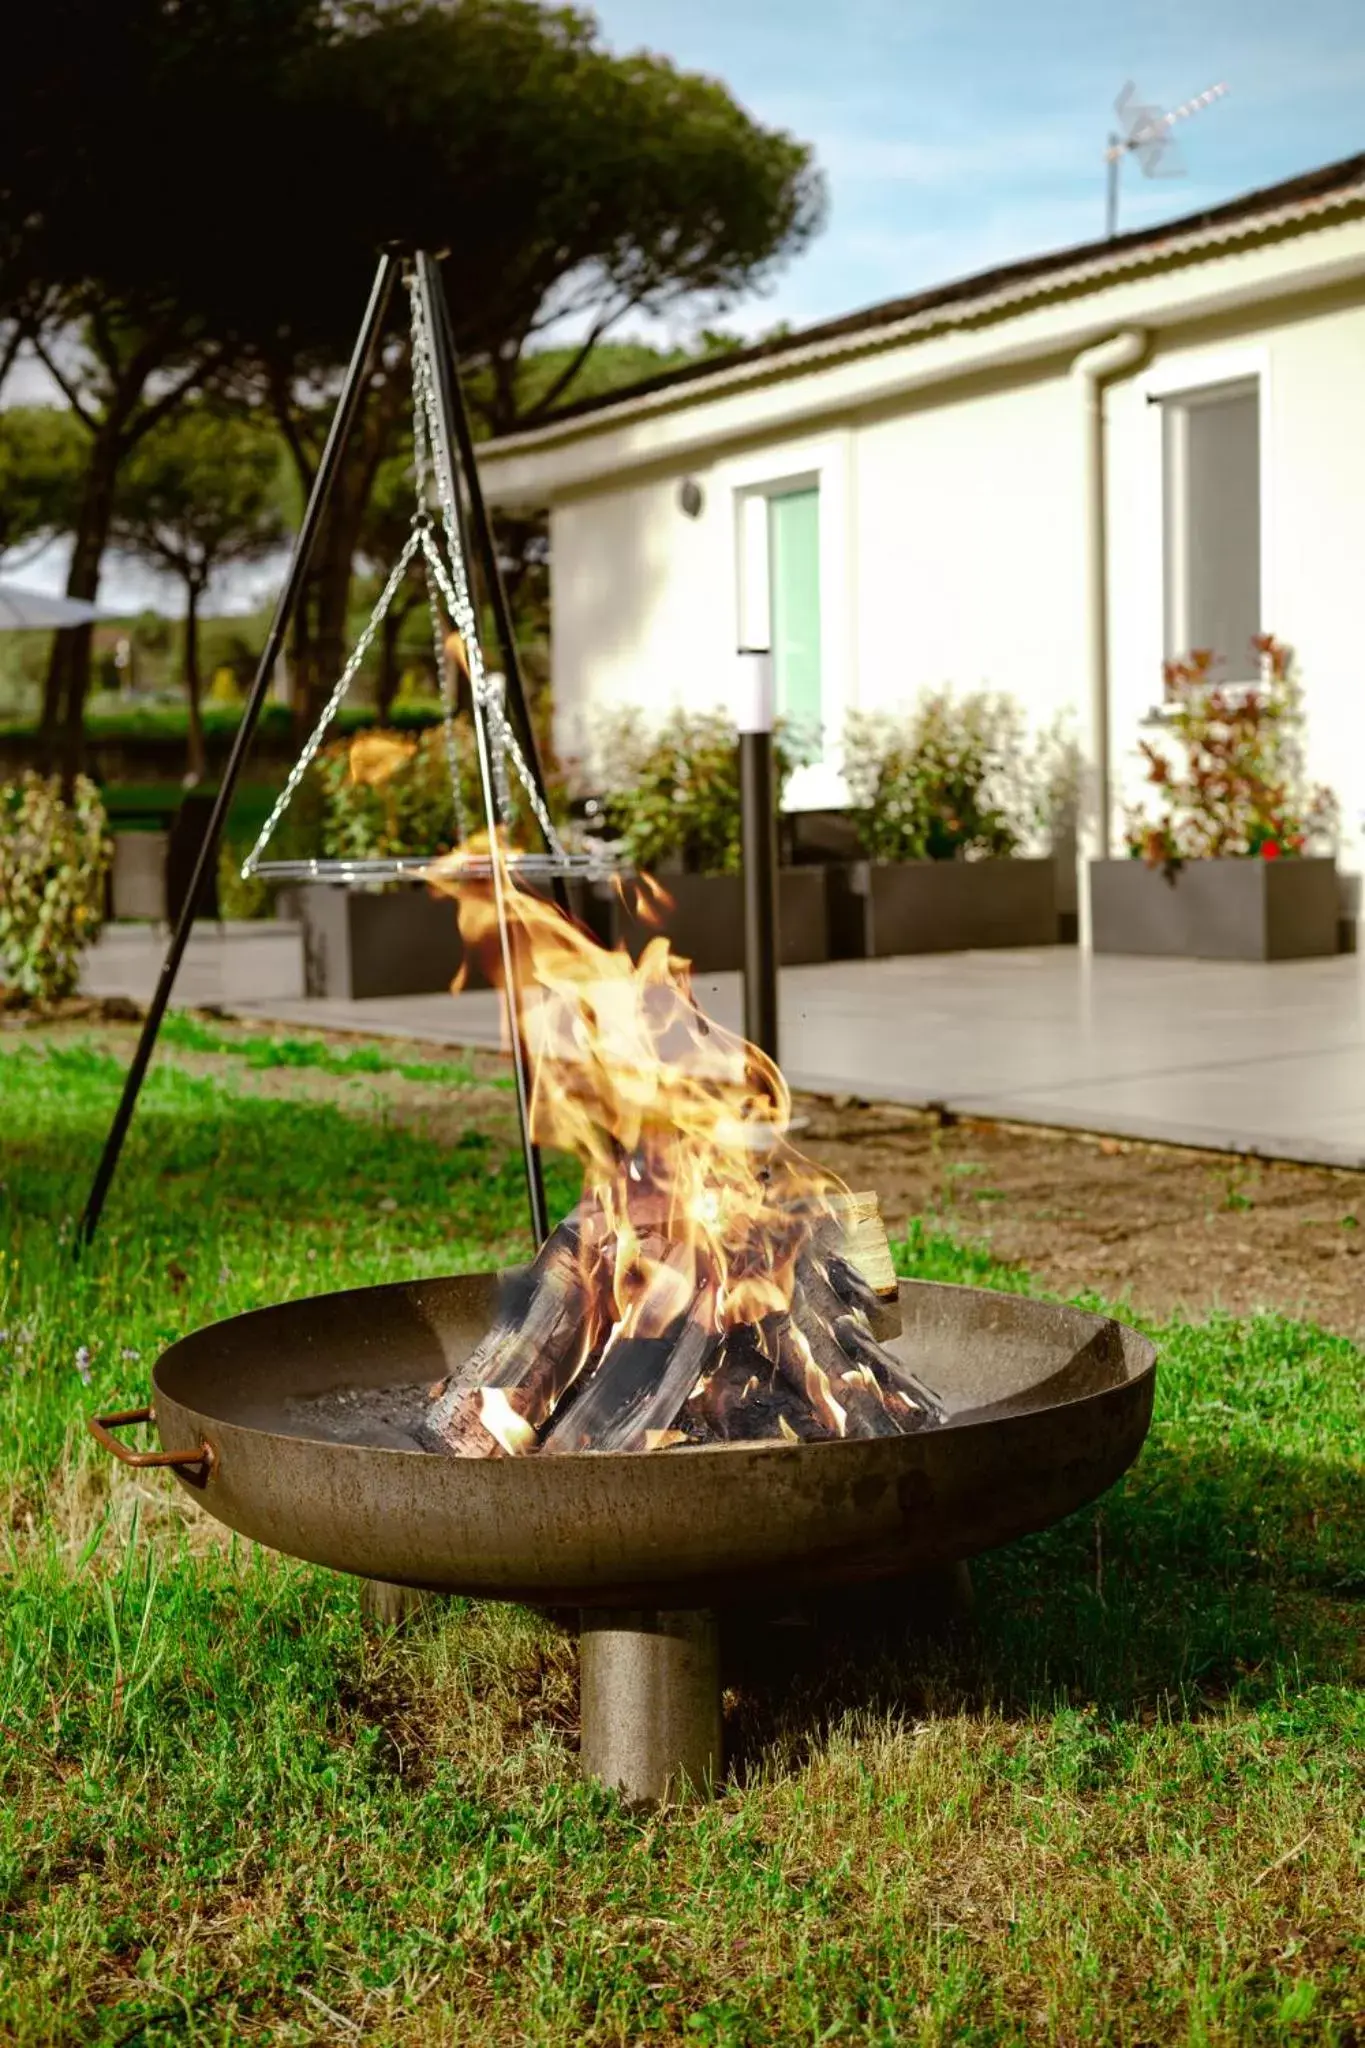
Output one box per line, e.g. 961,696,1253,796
580,1607,721,1805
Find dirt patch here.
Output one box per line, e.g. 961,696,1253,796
0,989,143,1028
38,1010,1365,1337
796,1096,1365,1336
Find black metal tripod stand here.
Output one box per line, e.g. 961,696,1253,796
78,250,560,1251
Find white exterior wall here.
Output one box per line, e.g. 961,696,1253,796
515,209,1365,885
551,378,1084,803
548,473,731,776
852,375,1081,728
1106,294,1365,871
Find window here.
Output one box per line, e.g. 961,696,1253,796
767,486,822,746
1162,378,1260,680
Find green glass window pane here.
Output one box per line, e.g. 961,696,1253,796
768,487,821,748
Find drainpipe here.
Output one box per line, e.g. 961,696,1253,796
1071,328,1148,934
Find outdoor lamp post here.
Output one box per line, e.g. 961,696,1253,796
736,494,780,1066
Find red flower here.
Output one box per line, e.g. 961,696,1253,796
1261,839,1281,860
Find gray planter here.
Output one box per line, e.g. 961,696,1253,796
827,858,1059,958
109,831,168,922
1089,856,1340,961
596,867,829,972
292,883,471,999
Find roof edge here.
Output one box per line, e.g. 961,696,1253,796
484,149,1365,458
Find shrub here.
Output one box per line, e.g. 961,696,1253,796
306,718,566,867
1126,636,1338,868
313,727,465,864
217,841,275,920
0,773,111,999
592,709,801,876
842,691,1028,862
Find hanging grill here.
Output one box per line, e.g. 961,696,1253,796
80,247,624,1252
242,264,622,894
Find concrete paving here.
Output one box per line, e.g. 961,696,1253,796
83,927,1365,1170
83,921,306,1008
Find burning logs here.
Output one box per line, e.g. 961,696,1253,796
825,1191,901,1339
419,1193,942,1460
418,1217,597,1456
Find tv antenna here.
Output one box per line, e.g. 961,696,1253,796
1104,80,1229,240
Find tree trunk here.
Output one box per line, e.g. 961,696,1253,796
287,577,315,739
183,578,206,785
309,463,377,732
44,422,122,785
378,604,403,723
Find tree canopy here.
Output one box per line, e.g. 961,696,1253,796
3,0,824,772
113,403,288,777
0,408,86,556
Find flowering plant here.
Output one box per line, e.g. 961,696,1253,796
309,720,566,868
1126,636,1337,870
592,709,801,876
843,691,1029,863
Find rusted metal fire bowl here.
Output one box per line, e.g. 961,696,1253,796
96,1273,1155,1803
114,1273,1156,1605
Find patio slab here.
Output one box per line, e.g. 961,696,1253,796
84,932,1365,1170
84,921,306,1007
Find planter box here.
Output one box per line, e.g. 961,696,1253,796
109,831,168,922
292,884,470,1000
827,858,1058,958
1089,857,1340,961
595,867,829,972
289,873,601,999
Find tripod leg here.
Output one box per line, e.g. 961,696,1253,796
429,272,551,819
416,255,549,1249
77,254,401,1249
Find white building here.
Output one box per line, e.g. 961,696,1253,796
479,153,1365,922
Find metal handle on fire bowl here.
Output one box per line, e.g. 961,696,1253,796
87,1405,217,1476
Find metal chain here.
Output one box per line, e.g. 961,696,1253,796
244,266,562,878
426,560,469,846
484,668,514,822
241,528,423,877
404,270,471,846
406,269,471,847
417,527,563,852
408,284,566,857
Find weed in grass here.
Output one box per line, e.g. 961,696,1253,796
0,1029,1361,2045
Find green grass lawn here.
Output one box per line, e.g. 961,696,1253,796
1,1025,1361,2045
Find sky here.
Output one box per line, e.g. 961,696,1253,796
8,0,1363,615
592,0,1365,341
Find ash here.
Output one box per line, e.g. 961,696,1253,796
280,1382,430,1450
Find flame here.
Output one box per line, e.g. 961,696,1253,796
348,732,416,785
477,1387,538,1456
424,834,847,1363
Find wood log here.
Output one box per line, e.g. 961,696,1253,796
418,1183,929,1458
830,1312,946,1428
541,1243,720,1455
693,1326,833,1444
794,1249,942,1431
819,1192,900,1338
418,1212,601,1456
775,1305,900,1439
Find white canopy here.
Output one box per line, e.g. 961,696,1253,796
0,581,103,630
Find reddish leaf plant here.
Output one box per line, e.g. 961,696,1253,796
1126,635,1338,873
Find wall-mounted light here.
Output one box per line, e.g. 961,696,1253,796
678,478,704,519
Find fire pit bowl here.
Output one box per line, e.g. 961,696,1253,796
95,1272,1155,1802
